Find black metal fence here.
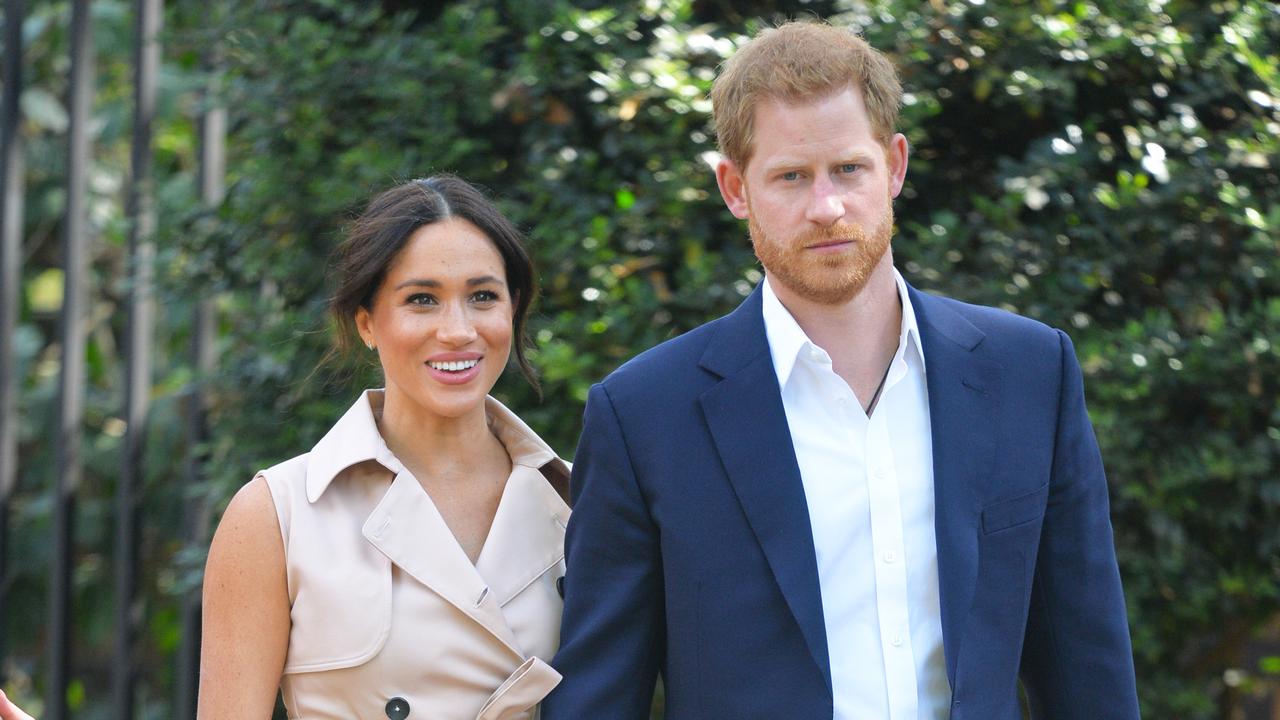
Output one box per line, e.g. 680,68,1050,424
0,1,220,716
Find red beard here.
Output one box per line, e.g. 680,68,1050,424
749,205,894,305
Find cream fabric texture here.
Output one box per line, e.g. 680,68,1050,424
261,390,570,720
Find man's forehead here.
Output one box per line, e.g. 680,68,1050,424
756,83,867,114
749,92,875,151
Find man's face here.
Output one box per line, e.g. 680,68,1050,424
716,86,908,306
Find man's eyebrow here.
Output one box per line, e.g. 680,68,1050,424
762,150,878,171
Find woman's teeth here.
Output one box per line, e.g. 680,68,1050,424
428,359,479,372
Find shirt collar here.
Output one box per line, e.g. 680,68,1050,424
895,269,927,374
761,267,926,390
304,389,569,503
760,277,811,388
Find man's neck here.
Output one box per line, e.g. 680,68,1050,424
770,253,903,407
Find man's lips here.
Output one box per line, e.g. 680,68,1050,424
804,238,856,253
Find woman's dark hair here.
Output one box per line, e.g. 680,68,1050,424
330,175,539,390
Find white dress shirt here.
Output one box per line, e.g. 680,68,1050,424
762,270,950,719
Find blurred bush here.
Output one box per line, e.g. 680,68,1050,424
3,0,1276,716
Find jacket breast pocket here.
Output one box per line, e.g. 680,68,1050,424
981,482,1049,535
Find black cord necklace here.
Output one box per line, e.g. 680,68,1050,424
864,354,895,416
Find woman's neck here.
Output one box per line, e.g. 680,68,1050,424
374,389,507,482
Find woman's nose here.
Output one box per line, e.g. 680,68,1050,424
436,304,478,345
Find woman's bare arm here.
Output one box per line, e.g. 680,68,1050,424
0,689,34,720
197,477,291,719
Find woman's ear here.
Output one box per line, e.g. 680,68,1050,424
355,306,375,350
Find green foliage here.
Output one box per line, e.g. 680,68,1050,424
3,0,1277,716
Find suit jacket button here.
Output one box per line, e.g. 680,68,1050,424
385,696,410,719
556,575,565,598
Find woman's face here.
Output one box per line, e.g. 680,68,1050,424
355,218,514,420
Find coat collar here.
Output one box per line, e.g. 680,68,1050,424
305,390,570,504
304,389,401,503
306,390,570,659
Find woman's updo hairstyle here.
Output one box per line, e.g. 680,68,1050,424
329,175,539,390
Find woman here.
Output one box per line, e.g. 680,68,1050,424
0,691,33,720
198,176,571,719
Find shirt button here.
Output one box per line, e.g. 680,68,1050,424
891,634,904,647
883,551,897,564
385,696,410,719
873,467,887,479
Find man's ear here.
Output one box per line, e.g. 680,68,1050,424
715,157,750,220
887,133,909,199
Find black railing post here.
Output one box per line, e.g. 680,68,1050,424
174,67,225,720
114,0,162,717
49,1,93,718
0,0,28,681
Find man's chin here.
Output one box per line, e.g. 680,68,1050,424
771,274,869,306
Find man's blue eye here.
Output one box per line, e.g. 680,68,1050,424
839,163,859,174
782,171,800,181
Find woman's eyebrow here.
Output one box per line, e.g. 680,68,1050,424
392,278,440,290
392,275,503,291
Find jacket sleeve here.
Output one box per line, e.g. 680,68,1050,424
541,383,664,719
1020,330,1141,718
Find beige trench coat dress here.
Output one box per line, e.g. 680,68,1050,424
261,390,570,719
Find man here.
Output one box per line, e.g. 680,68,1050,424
543,20,1139,720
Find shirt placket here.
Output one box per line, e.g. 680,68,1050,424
865,374,919,720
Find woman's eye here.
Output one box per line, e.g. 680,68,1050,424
472,290,500,303
407,293,437,306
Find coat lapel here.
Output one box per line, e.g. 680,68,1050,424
476,464,569,607
362,471,525,659
697,288,832,693
910,287,1001,686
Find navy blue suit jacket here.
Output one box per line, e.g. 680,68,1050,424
543,284,1139,719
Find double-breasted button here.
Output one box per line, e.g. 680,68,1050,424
385,696,410,719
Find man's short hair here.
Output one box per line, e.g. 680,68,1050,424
710,20,903,170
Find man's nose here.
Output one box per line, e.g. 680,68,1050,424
804,175,845,226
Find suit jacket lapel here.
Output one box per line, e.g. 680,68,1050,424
362,471,525,659
697,288,832,693
910,287,1001,686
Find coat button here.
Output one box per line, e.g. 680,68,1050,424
556,575,565,598
385,696,410,719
